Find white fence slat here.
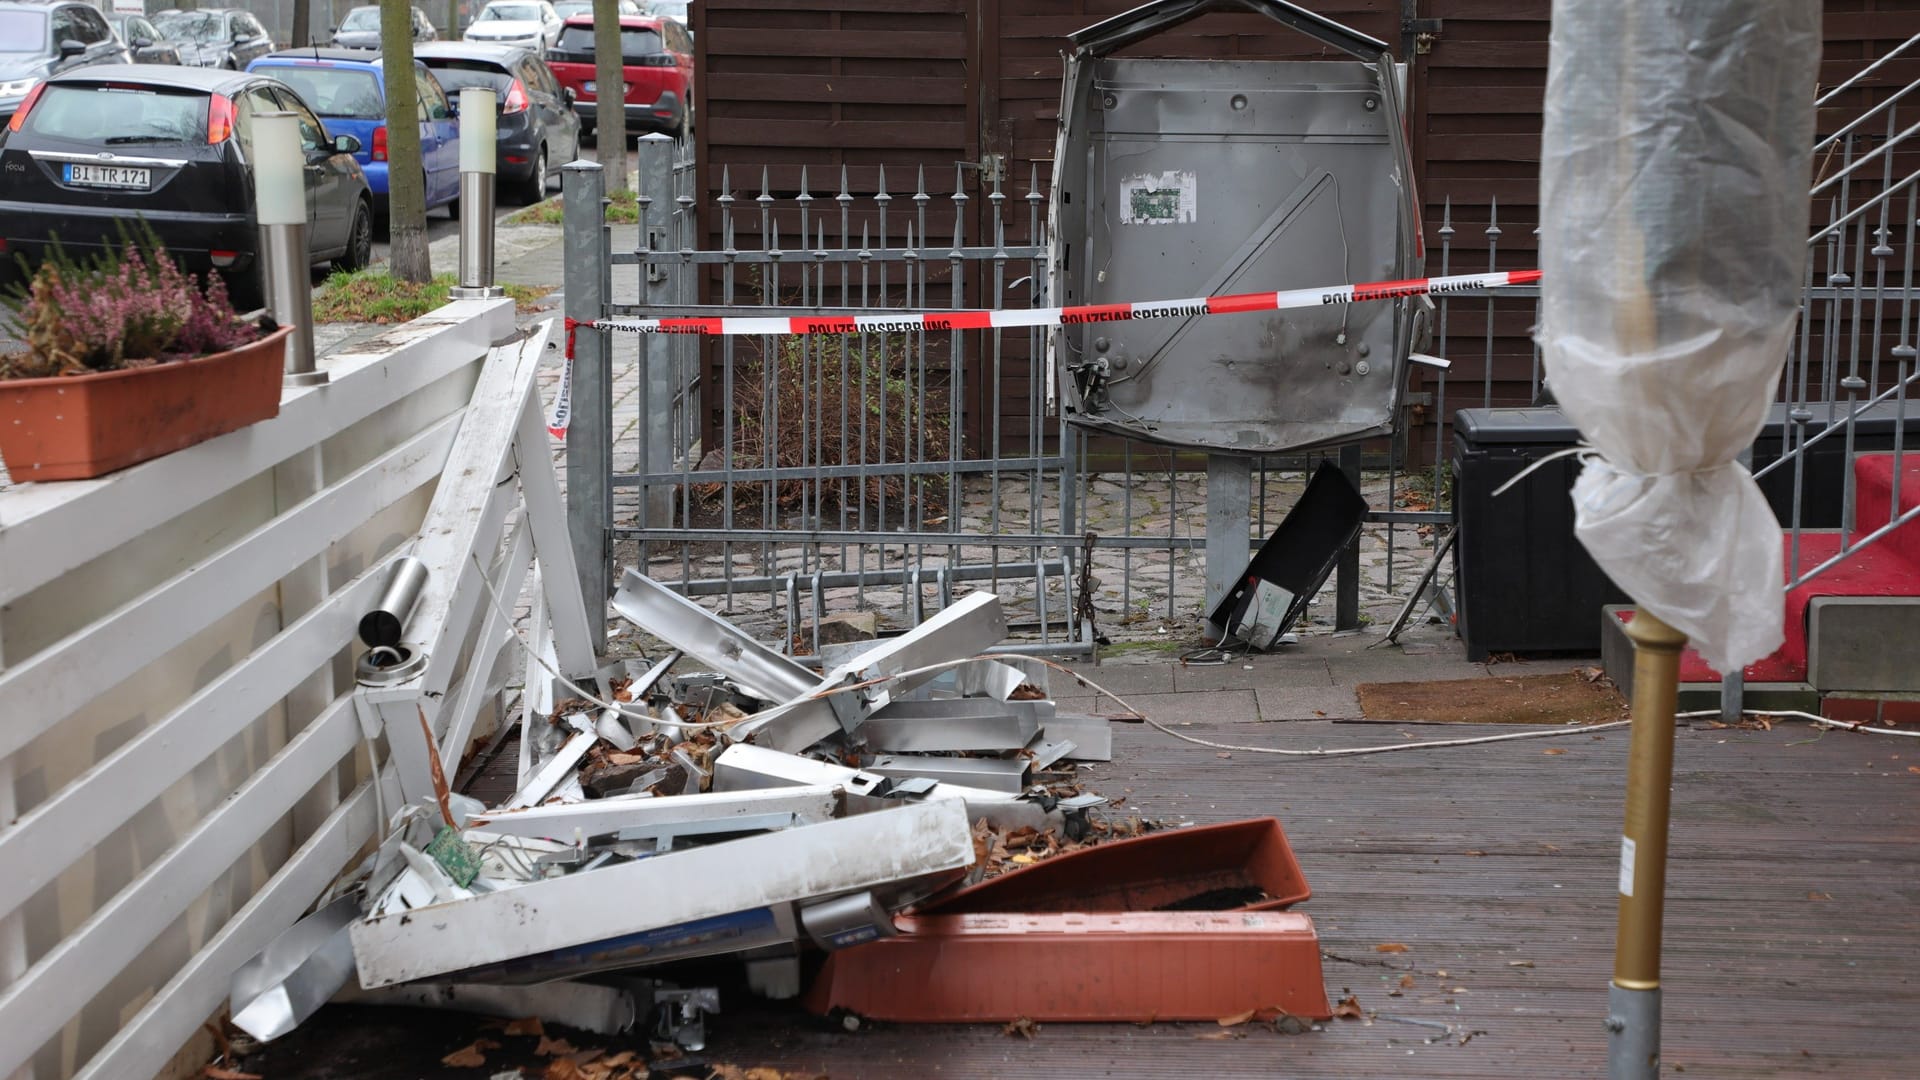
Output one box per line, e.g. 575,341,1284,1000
439,520,532,768
0,415,460,762
0,551,402,918
0,696,363,1076
0,300,510,606
513,389,599,679
72,776,387,1080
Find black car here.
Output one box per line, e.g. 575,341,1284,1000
0,0,131,125
108,14,184,66
150,8,273,70
0,65,374,306
412,41,579,204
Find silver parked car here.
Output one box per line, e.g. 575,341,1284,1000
331,5,437,51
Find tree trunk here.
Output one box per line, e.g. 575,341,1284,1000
292,0,311,48
446,0,459,40
381,0,431,282
592,0,627,192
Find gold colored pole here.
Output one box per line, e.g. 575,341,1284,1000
1607,608,1687,1078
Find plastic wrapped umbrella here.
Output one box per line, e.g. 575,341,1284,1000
1536,1,1819,1076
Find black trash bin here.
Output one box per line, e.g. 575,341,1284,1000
1452,408,1627,660
1450,402,1920,660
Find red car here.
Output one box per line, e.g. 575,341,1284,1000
546,14,692,139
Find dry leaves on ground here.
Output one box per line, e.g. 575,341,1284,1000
1374,942,1409,953
505,1017,545,1037
535,1035,578,1057
1508,960,1535,968
1003,1017,1041,1040
709,1068,828,1080
204,1068,262,1080
442,1038,502,1068
1216,1009,1257,1026
1908,765,1920,775
1332,995,1365,1020
1543,748,1568,755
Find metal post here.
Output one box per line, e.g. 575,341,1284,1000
451,87,502,299
1607,608,1687,1079
1336,443,1362,630
1203,454,1252,641
563,160,611,644
253,111,325,388
1719,446,1754,724
637,133,675,530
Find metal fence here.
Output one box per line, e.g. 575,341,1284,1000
564,41,1920,658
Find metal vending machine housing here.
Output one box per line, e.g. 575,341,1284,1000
1047,0,1426,455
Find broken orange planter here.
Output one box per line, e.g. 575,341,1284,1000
805,911,1332,1022
920,816,1310,915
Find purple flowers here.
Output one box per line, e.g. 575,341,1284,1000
2,232,259,380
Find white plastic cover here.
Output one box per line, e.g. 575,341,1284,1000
1537,1,1821,673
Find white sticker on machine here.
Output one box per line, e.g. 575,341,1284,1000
1618,835,1637,897
1119,171,1197,225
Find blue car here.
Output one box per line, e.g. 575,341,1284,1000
248,48,459,222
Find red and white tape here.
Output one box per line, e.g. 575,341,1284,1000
549,267,1540,437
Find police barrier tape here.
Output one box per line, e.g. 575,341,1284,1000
549,268,1541,437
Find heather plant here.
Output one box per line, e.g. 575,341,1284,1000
0,228,258,380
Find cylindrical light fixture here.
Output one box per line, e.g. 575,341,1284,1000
452,87,503,297
459,87,497,174
252,111,305,226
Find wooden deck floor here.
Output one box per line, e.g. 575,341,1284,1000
253,636,1920,1079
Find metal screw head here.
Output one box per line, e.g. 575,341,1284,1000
1364,96,1379,111
1102,93,1117,109
1230,93,1248,111
1355,360,1372,376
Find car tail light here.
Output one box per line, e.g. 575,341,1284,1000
637,54,675,67
206,93,235,144
503,79,529,114
7,82,47,133
371,125,388,162
209,250,239,267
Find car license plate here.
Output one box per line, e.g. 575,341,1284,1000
583,81,595,93
65,163,150,190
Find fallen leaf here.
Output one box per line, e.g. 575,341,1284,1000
1464,850,1488,857
442,1038,501,1068
1542,748,1568,756
1908,766,1920,775
1216,1009,1257,1026
1436,969,1449,978
1450,986,1469,993
1195,1030,1246,1041
1807,891,1832,901
1374,942,1409,953
1508,960,1535,968
1539,843,1561,854
505,1016,545,1037
1216,752,1233,759
1003,1016,1040,1040
535,1035,578,1057
1332,995,1365,1020
544,1060,590,1080
204,1069,263,1080
1398,974,1416,988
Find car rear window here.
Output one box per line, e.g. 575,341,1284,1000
24,84,210,144
421,60,512,96
266,67,383,120
553,25,662,57
0,11,47,51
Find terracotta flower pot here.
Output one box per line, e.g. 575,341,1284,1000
0,325,292,482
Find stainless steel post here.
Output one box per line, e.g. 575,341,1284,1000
563,160,611,644
451,86,503,300
450,173,500,297
1203,454,1252,642
252,110,326,388
262,222,325,387
637,133,675,530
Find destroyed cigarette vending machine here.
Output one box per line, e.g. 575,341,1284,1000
1047,0,1427,456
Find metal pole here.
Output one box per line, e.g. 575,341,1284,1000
1607,608,1687,1079
451,87,503,299
252,111,326,388
563,160,611,644
1203,454,1252,641
637,133,675,530
1336,443,1362,630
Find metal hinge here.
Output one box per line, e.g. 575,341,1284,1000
958,153,1007,184
1404,16,1442,54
